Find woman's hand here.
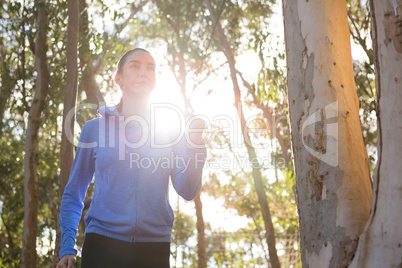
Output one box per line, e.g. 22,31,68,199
56,254,76,268
185,116,206,146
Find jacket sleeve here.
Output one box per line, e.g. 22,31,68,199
59,122,96,259
170,136,207,201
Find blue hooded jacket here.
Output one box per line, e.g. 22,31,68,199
59,106,207,258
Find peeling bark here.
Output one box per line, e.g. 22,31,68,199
283,1,372,267
349,1,402,267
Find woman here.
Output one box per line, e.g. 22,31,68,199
57,48,207,268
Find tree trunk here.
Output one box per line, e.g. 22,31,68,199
238,74,291,167
0,57,14,135
349,1,402,267
77,0,104,119
174,52,208,268
203,1,281,267
76,0,149,123
282,1,372,267
194,193,207,268
53,0,79,266
20,1,50,267
151,5,209,265
170,46,208,268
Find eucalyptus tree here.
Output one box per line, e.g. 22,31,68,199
283,1,402,267
202,127,299,266
349,1,402,266
1,0,152,266
140,1,215,266
53,0,79,265
203,0,281,267
283,1,373,266
73,0,149,123
1,0,68,266
20,0,51,265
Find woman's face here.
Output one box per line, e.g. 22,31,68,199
115,50,156,98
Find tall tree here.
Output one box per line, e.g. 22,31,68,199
150,1,210,266
203,0,281,267
239,75,291,168
20,0,50,266
53,0,79,265
283,0,372,267
349,1,402,267
75,0,149,123
193,194,207,268
76,0,105,120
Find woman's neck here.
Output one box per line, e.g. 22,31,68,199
120,94,150,119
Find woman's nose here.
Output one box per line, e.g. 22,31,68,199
138,65,147,76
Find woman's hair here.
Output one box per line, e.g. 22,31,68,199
116,48,151,75
115,48,152,113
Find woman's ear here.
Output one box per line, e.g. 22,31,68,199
114,73,123,88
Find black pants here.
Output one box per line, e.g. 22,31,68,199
81,233,170,268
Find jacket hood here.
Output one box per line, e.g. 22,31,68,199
97,105,120,117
